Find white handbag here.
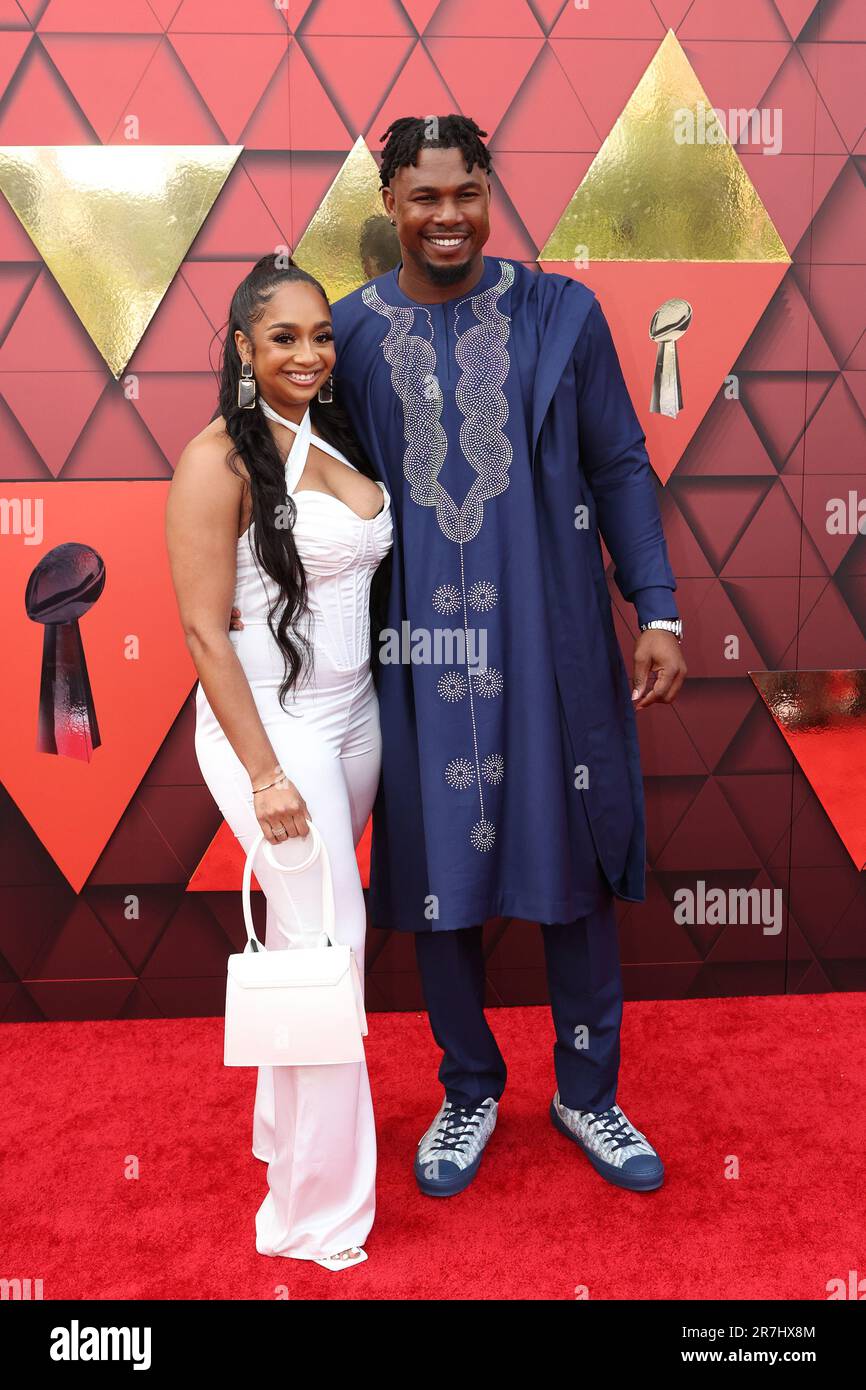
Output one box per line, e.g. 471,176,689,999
224,820,368,1067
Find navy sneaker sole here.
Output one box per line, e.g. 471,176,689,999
549,1100,664,1192
414,1148,485,1197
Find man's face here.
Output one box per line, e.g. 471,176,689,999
383,145,491,286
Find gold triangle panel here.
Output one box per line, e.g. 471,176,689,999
540,31,789,263
0,146,243,379
293,136,400,303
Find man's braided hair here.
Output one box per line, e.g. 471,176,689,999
378,114,492,187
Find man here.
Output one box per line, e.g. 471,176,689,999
253,114,686,1197
330,114,688,1197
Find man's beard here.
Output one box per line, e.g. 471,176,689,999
421,255,475,287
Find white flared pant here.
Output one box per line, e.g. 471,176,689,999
194,652,380,1261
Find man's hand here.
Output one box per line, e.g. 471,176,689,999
631,630,686,709
229,606,244,631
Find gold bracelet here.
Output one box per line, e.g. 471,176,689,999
252,771,287,795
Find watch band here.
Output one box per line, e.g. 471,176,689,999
639,617,683,641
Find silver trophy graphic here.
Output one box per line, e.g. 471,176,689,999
649,297,692,418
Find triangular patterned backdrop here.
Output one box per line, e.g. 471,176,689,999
0,0,865,1020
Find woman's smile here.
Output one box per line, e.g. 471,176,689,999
282,369,322,385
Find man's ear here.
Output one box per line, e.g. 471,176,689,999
381,186,395,220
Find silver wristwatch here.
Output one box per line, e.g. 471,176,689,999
639,617,683,642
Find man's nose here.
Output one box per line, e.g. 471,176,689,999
432,200,464,225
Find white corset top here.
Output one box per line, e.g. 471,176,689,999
233,399,393,675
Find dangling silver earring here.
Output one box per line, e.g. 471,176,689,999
238,361,256,409
318,373,334,404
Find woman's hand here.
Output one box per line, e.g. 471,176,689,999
230,606,244,631
253,776,310,842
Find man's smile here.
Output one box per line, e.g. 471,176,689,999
423,232,471,254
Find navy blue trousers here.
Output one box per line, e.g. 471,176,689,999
413,889,623,1113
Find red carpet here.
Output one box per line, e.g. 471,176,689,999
2,995,864,1301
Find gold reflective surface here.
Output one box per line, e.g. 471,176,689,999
0,145,242,378
752,669,866,869
293,136,400,303
540,30,789,263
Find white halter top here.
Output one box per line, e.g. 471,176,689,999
259,398,363,495
232,399,393,675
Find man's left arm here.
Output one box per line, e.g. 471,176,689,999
575,294,686,709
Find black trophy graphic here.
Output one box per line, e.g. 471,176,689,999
25,542,105,761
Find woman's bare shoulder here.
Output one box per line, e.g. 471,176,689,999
177,415,251,484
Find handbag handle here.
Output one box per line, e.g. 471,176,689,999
241,819,337,952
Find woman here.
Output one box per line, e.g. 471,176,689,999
165,254,392,1270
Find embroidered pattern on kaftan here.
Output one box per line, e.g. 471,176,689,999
361,261,514,544
362,261,515,852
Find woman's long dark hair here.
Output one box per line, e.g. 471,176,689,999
215,254,391,710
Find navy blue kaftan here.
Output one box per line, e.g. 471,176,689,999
331,256,678,932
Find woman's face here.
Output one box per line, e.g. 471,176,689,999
235,280,336,411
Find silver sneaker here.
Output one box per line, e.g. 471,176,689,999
414,1097,498,1197
550,1091,664,1191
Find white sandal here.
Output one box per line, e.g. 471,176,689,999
313,1246,368,1272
